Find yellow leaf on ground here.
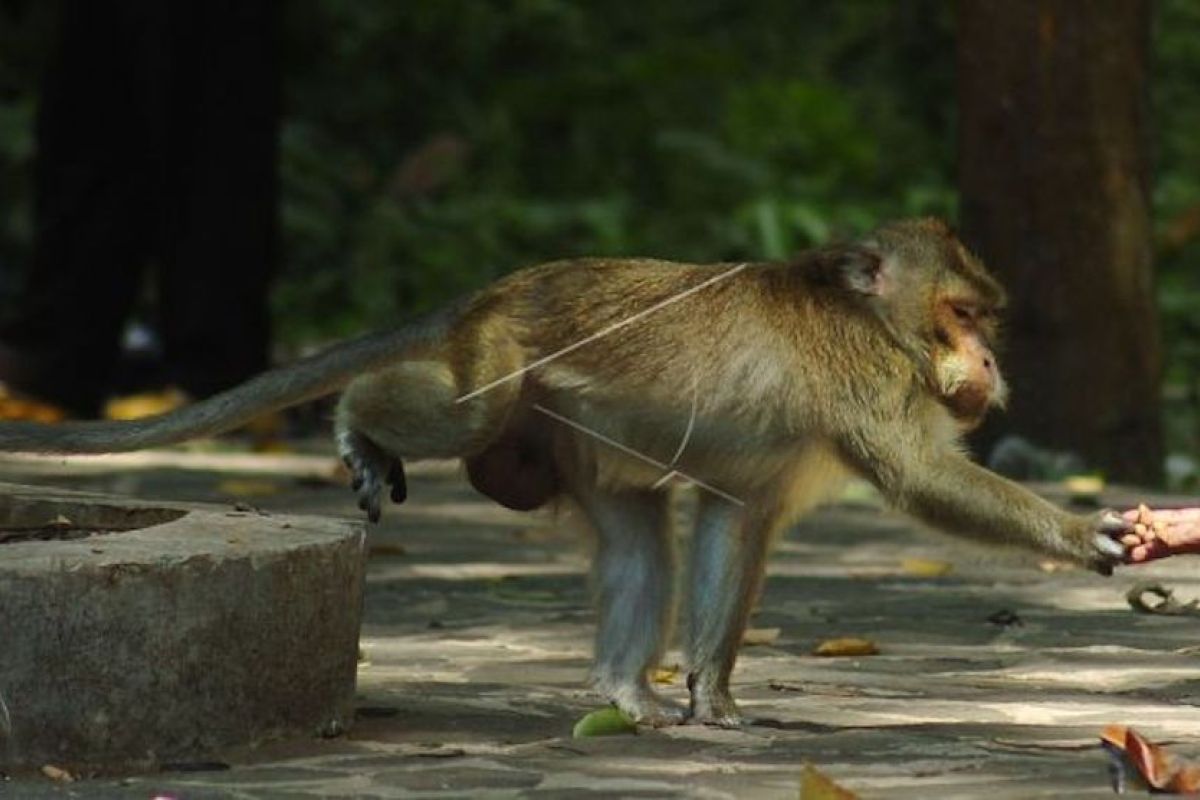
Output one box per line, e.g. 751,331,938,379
652,665,679,684
799,763,858,799
40,764,74,783
104,387,189,421
742,627,781,646
1064,474,1104,502
216,479,281,498
900,557,953,577
813,637,879,657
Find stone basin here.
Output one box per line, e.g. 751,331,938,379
0,481,365,773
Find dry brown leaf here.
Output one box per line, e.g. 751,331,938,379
1102,724,1200,793
0,396,67,423
742,627,781,646
799,763,858,799
40,764,74,782
900,557,953,577
813,637,879,657
216,479,281,498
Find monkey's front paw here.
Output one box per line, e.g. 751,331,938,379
337,430,407,523
1074,510,1133,576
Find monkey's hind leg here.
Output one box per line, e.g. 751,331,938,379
579,487,685,727
685,494,773,727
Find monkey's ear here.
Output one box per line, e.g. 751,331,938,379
836,244,889,296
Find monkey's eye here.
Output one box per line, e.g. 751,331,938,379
950,303,974,323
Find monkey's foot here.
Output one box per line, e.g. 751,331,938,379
337,430,407,523
595,681,687,727
687,679,743,728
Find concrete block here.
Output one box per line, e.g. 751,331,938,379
0,482,365,772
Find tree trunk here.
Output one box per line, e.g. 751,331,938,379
958,0,1163,485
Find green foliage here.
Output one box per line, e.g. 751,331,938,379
2,1,1200,466
1155,0,1200,479
273,0,956,339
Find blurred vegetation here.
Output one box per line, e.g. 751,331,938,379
2,0,1200,478
272,0,957,338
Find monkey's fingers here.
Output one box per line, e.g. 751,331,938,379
388,460,408,504
357,490,382,524
1089,511,1135,575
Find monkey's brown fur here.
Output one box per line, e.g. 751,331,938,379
0,218,1130,727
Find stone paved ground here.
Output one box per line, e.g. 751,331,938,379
2,447,1200,798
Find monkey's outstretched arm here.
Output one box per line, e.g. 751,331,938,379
842,435,1130,572
0,305,461,454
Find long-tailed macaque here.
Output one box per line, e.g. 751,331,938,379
0,218,1131,727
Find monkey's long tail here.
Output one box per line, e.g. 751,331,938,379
0,306,460,454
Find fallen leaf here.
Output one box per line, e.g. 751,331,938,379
103,387,189,421
1038,559,1075,573
652,665,679,684
0,396,66,423
216,479,281,498
1064,474,1104,503
1126,583,1200,616
813,637,879,657
40,764,74,782
572,707,637,738
1101,724,1200,793
900,557,953,577
742,627,781,646
799,763,858,799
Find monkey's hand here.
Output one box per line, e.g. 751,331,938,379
1065,510,1134,576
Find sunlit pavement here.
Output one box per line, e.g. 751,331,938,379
2,446,1197,799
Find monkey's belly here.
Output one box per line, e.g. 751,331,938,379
584,425,850,511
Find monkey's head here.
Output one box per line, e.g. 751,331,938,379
827,218,1009,430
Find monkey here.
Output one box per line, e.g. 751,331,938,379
0,217,1133,728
